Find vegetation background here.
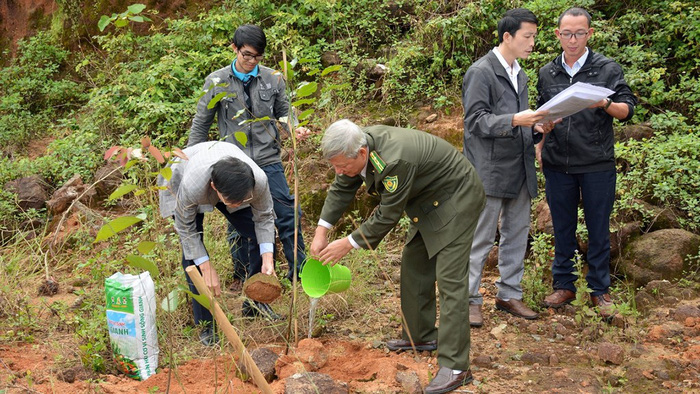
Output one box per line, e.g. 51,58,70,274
0,0,699,392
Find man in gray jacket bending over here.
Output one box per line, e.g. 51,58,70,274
159,141,276,345
462,8,555,326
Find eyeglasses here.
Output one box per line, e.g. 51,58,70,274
240,193,254,204
240,51,264,61
559,31,589,40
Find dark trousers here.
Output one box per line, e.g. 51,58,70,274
544,168,616,296
229,162,306,280
181,203,261,326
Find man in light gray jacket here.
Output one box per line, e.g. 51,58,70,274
159,141,277,345
462,8,554,326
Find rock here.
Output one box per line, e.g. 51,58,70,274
610,221,642,259
395,371,422,394
527,323,540,334
490,323,507,340
620,229,700,287
534,200,554,235
647,325,669,341
320,51,341,68
472,355,493,368
425,114,438,123
276,338,328,379
521,352,549,365
37,278,59,296
598,342,625,365
617,123,655,142
239,348,279,383
484,245,499,272
549,354,559,366
645,280,676,297
46,174,96,214
634,290,654,313
378,117,397,126
284,372,348,394
673,305,700,322
3,175,48,211
93,162,123,201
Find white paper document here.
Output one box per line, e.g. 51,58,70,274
537,82,615,122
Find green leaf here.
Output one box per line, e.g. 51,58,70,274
129,16,145,23
298,108,314,120
134,189,146,196
98,15,111,32
109,184,137,201
207,92,228,109
307,69,320,76
126,254,159,278
160,167,172,181
161,289,180,312
124,159,139,170
137,241,156,254
296,82,318,98
235,131,248,147
292,98,315,107
321,65,342,76
127,4,147,14
114,18,129,28
180,287,211,310
94,216,143,243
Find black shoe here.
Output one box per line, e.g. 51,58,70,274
199,327,219,346
386,339,438,352
242,300,283,321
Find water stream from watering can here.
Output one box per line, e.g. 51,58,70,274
308,297,320,338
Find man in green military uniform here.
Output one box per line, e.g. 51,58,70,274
310,119,485,394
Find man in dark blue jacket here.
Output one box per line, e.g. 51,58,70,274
537,7,637,319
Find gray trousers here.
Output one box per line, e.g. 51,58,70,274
468,183,531,303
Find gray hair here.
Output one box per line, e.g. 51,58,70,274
321,119,367,160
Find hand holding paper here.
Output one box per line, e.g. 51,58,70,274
537,82,615,122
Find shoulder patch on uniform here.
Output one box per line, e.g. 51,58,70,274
369,151,386,173
382,175,399,193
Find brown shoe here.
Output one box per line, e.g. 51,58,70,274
543,289,576,308
469,304,483,327
591,293,616,319
425,367,473,394
386,338,437,352
495,298,539,320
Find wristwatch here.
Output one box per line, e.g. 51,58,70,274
604,97,613,110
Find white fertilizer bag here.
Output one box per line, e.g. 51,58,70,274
105,271,159,380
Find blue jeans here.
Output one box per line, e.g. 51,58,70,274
182,203,261,326
229,162,306,280
544,168,616,296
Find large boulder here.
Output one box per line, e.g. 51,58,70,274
3,175,49,211
620,229,700,287
615,123,655,143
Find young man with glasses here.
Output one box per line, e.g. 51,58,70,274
536,8,637,319
188,25,307,318
158,141,277,345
